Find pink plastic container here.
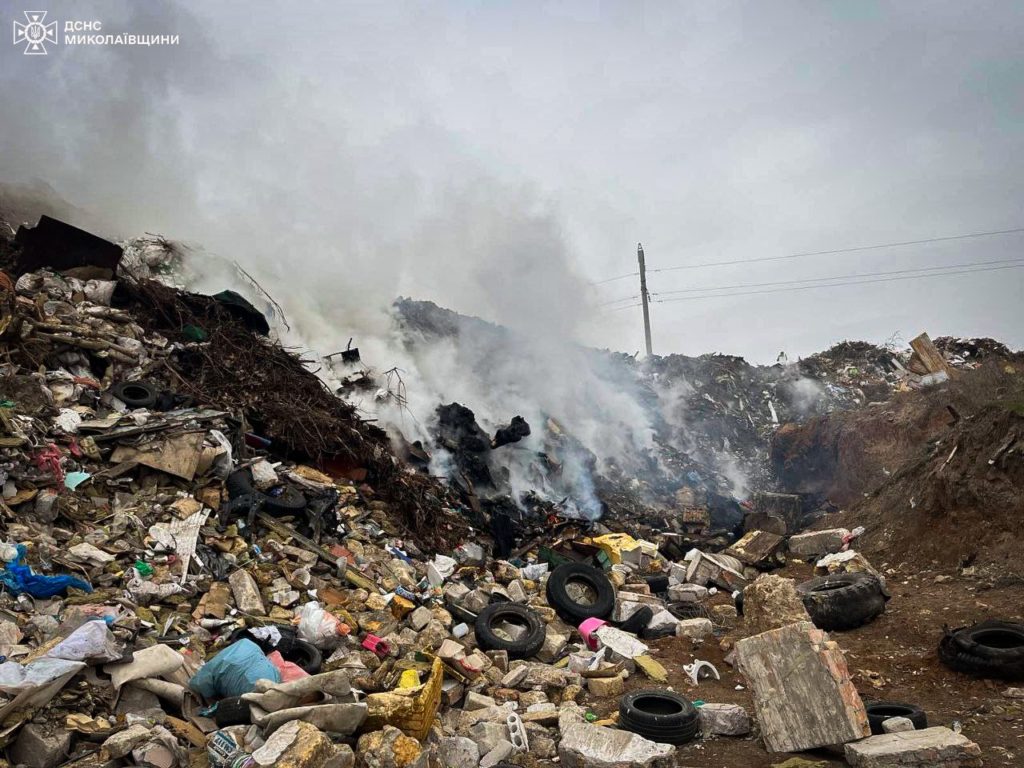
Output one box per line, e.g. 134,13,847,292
578,618,608,651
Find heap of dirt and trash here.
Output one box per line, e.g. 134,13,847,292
0,213,1019,768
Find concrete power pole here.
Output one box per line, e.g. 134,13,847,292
637,243,653,356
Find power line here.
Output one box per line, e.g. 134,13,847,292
650,257,1024,297
619,226,1024,276
606,302,643,312
591,271,639,286
651,262,1024,303
596,293,640,306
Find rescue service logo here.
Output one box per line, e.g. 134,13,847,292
12,11,57,55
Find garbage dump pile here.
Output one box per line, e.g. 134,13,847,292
0,216,1018,768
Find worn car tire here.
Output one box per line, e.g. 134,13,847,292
939,621,1024,680
865,701,927,734
110,381,158,409
474,603,545,659
545,563,615,625
214,696,252,727
618,606,653,635
225,469,255,500
262,486,308,516
619,690,699,745
277,636,323,675
797,572,887,631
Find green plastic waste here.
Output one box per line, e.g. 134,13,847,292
134,560,154,579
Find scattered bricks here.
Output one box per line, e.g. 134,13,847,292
464,691,497,711
668,561,689,584
621,582,652,596
416,619,449,650
558,719,674,768
844,727,982,767
500,665,529,688
461,589,490,614
437,638,466,661
11,723,73,768
677,617,714,640
521,663,581,689
408,605,432,631
439,736,480,768
667,583,708,603
365,592,391,612
390,595,415,619
587,674,625,698
486,650,508,672
735,621,869,752
479,740,514,768
685,551,747,590
697,703,751,736
742,574,811,634
536,624,570,663
882,717,916,734
228,569,266,615
507,580,528,603
788,528,850,558
518,690,549,708
443,582,471,604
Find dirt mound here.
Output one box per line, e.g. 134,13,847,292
772,356,1024,507
839,404,1024,578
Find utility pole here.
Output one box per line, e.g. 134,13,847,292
637,242,653,356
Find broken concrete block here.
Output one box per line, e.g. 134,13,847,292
10,723,72,768
742,574,811,634
355,725,425,768
408,606,432,631
668,561,689,584
676,617,714,640
468,721,509,755
500,665,528,688
535,624,569,663
507,580,528,603
229,569,266,615
102,723,153,759
461,589,489,614
725,529,785,567
667,583,708,602
697,703,751,736
439,736,480,768
844,727,982,767
685,551,747,590
646,609,680,634
479,740,513,768
464,691,497,711
558,719,674,768
587,674,624,698
788,528,849,558
734,621,869,752
881,716,916,734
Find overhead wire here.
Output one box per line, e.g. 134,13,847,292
645,226,1024,274
650,262,1024,303
650,257,1024,297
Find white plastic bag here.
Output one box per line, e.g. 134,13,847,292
296,602,345,650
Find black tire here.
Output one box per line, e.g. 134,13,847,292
214,696,252,727
110,381,158,409
797,573,887,631
939,621,1024,680
545,563,615,625
474,603,545,659
263,486,307,516
278,637,323,674
225,469,255,500
619,690,699,745
864,701,927,734
618,606,653,635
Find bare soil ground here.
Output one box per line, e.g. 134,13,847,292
577,560,1024,767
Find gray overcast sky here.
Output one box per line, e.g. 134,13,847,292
1,1,1022,362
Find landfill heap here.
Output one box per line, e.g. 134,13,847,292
0,216,1010,768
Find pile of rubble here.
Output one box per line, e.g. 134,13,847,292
0,216,1013,768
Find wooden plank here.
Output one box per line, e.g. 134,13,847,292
734,621,869,752
909,332,950,374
